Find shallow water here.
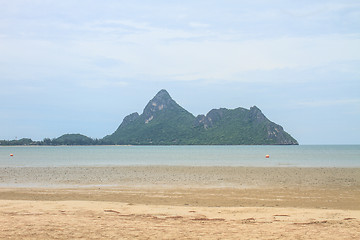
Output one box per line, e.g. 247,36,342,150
0,145,359,168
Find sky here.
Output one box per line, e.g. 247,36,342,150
1,0,359,144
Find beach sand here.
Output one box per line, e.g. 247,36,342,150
1,166,360,239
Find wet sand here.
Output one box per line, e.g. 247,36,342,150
1,166,360,189
1,166,360,239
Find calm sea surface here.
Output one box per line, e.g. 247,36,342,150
0,145,359,168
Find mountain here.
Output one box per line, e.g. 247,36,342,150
104,90,196,145
104,89,298,145
52,134,95,145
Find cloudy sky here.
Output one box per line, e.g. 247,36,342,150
1,0,359,144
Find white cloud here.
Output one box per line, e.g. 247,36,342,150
104,33,360,82
284,2,360,18
189,22,210,28
78,80,128,89
1,20,359,84
1,1,359,85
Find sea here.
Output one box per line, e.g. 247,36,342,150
0,145,359,168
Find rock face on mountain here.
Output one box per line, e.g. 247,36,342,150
104,90,195,145
104,89,298,145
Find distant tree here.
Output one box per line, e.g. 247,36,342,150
42,138,53,145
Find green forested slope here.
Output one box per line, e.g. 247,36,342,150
104,90,298,145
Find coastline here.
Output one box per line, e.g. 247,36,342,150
1,166,359,209
1,166,360,239
1,166,359,189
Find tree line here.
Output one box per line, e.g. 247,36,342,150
0,134,113,146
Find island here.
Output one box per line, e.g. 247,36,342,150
1,89,298,145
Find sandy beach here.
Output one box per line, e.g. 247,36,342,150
1,166,360,239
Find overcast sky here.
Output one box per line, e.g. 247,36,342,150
1,0,359,144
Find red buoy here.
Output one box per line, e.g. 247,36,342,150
10,154,14,157
265,155,270,158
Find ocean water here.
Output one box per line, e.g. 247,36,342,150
0,145,359,168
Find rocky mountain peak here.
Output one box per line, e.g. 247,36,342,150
120,112,140,127
143,90,173,113
154,89,171,99
106,90,298,145
249,106,266,122
194,108,227,129
142,89,185,124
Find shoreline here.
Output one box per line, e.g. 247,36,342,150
1,166,360,239
1,166,359,189
1,166,359,210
